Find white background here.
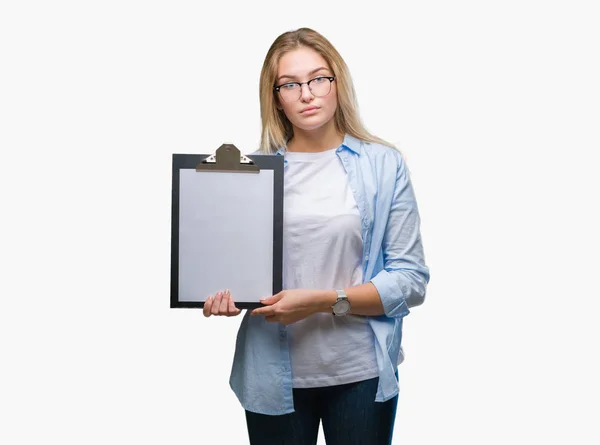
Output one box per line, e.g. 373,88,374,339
1,1,599,444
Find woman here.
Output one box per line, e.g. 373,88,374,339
202,27,430,445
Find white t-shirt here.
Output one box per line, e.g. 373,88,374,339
283,147,379,388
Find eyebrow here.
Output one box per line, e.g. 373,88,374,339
277,67,331,83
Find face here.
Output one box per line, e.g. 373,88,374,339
275,47,338,132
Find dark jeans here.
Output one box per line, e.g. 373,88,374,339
245,375,399,445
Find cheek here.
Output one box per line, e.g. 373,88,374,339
281,105,297,123
323,95,338,117
323,85,338,110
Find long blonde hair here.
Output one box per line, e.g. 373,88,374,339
258,27,396,154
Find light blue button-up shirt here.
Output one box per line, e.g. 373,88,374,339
229,133,430,415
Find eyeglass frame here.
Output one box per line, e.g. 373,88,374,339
273,75,336,102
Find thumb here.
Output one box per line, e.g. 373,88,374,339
260,292,283,305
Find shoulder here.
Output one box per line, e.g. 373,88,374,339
360,140,406,171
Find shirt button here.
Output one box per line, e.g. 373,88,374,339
365,255,369,261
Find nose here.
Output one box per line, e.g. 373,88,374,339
299,83,314,102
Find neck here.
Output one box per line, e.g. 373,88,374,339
287,121,344,153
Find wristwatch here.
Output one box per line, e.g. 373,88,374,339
332,289,350,316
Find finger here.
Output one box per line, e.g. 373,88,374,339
260,292,282,305
203,296,213,317
252,306,274,317
219,290,229,314
211,291,223,315
227,291,240,316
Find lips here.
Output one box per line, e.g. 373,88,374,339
300,106,319,114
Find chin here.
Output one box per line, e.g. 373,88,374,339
291,115,335,132
294,122,328,132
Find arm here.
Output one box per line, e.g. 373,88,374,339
368,153,430,318
315,154,429,318
314,284,385,316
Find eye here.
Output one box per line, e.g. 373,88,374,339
311,76,328,84
281,83,299,90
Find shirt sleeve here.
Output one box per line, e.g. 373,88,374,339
370,152,430,318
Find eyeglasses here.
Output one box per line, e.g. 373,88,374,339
274,76,336,103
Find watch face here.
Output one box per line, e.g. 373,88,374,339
334,299,350,314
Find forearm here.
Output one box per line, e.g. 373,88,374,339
315,282,385,316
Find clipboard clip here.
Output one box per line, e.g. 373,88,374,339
196,143,259,173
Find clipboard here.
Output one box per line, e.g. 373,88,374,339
170,143,284,309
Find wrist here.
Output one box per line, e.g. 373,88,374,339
316,289,338,313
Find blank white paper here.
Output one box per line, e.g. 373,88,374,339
178,169,274,303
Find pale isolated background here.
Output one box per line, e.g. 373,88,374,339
1,0,599,444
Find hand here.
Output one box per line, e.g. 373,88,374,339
203,289,242,317
250,289,329,325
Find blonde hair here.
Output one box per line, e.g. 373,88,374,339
258,27,397,154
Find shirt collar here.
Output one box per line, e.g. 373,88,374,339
275,133,362,156
341,133,362,155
